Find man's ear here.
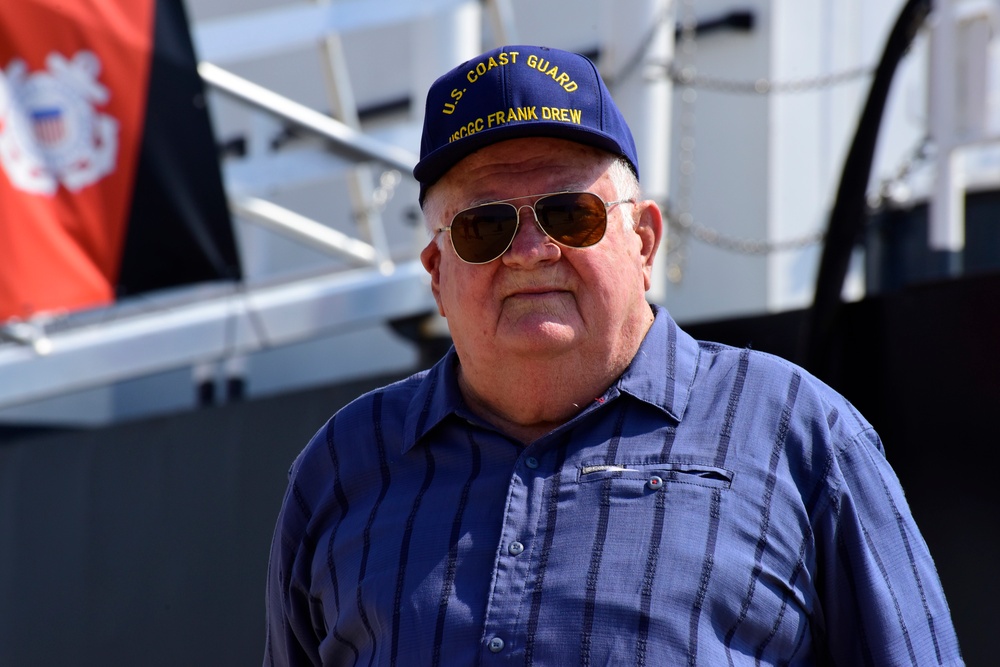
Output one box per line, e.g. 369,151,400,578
420,239,447,317
634,200,663,292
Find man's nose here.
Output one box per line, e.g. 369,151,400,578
502,205,561,265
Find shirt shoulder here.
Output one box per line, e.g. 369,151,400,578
695,339,875,442
284,368,430,498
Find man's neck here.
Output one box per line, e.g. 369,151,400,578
457,360,604,444
455,309,655,444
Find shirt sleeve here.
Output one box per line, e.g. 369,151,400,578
814,426,964,666
263,446,325,666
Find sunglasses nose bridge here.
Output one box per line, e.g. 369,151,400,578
511,202,548,240
512,202,539,223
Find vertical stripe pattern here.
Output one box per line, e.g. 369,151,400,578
524,444,569,666
389,446,435,666
724,371,801,664
688,488,724,666
579,407,628,666
432,434,482,667
264,306,964,666
324,416,360,660
714,348,751,469
389,373,439,666
634,424,677,666
355,391,391,666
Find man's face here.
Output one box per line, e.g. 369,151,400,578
420,137,661,370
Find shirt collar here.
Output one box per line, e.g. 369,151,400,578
400,305,699,453
401,349,465,454
614,304,699,423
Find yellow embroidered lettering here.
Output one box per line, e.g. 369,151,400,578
449,117,486,142
523,54,579,92
467,52,519,85
537,107,582,124
442,88,465,115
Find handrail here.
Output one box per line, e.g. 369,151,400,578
0,261,435,411
198,61,418,174
229,196,379,267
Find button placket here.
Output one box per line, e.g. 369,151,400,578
480,451,548,661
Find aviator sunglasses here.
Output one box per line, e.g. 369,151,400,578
436,191,634,264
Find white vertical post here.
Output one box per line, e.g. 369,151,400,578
316,25,396,275
929,0,966,252
409,1,482,338
599,0,675,303
959,11,992,139
410,1,482,139
484,0,519,46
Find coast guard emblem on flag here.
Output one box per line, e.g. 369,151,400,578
0,50,119,195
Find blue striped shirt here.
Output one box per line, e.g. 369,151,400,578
264,305,963,666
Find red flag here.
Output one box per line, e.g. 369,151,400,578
0,0,240,322
0,0,154,320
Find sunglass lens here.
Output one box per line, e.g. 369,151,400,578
450,203,518,263
535,192,607,248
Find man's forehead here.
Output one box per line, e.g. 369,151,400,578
446,138,613,184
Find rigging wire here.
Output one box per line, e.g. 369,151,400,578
660,0,879,283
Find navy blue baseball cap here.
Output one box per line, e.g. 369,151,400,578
414,45,639,202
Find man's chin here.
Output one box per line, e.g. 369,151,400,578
497,319,583,355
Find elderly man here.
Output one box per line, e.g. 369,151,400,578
264,45,963,666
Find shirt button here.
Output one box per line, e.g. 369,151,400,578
525,456,539,469
508,541,525,556
488,636,505,653
647,475,664,490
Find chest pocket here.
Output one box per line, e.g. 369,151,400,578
577,462,733,490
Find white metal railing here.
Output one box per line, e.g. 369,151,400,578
228,195,379,266
198,60,418,274
198,62,416,173
0,262,435,411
